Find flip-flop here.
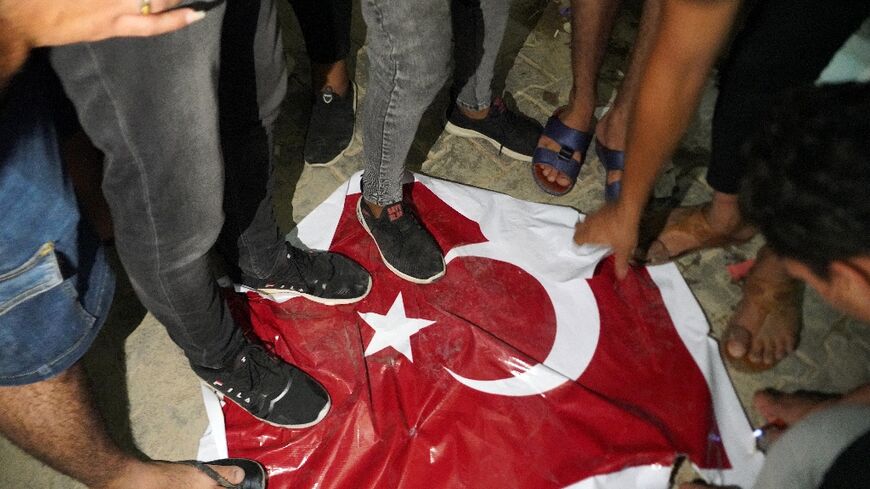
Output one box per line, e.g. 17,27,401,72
178,458,266,489
531,110,592,196
594,138,624,202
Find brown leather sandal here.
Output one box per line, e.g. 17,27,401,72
646,204,755,265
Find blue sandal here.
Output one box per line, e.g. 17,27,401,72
594,138,624,202
531,113,592,196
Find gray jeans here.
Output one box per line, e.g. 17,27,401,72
360,0,510,205
50,0,289,368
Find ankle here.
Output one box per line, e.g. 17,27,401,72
563,88,595,132
458,104,489,120
704,193,751,236
93,459,148,489
312,61,350,96
365,200,384,218
595,110,628,150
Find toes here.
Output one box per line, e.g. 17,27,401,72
209,465,245,485
724,324,751,359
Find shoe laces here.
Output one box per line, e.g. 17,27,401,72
223,346,278,407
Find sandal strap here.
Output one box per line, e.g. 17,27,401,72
533,147,581,180
604,180,621,202
543,115,592,156
595,140,624,172
179,460,239,488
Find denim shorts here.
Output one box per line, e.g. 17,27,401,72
0,56,115,386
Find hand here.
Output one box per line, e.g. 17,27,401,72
574,203,639,280
5,0,205,48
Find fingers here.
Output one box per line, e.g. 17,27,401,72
573,221,589,245
112,9,205,38
613,248,630,280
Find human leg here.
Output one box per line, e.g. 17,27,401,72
358,0,450,283
51,7,243,369
0,59,253,489
50,3,332,426
653,0,870,367
219,0,370,303
288,0,356,165
532,0,621,194
593,0,662,200
0,364,255,489
443,0,543,162
288,0,352,93
653,0,870,263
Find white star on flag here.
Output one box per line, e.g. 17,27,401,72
358,292,436,362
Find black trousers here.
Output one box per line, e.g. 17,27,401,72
288,0,353,64
707,0,870,195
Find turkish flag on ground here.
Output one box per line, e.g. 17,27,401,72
198,173,763,488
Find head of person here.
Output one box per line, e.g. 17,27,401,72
740,82,870,323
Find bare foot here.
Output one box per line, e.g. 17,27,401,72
101,460,246,489
533,108,592,193
646,195,755,265
723,246,803,370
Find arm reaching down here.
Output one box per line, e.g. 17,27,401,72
575,0,742,279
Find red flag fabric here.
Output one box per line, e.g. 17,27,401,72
198,173,763,488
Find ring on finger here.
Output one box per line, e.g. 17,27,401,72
139,0,152,15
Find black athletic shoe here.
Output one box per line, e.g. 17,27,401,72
444,96,542,162
242,243,371,305
356,198,445,284
304,82,356,166
195,343,330,429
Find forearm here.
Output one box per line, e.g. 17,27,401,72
617,0,742,222
841,383,870,406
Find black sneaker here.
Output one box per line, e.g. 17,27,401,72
304,82,357,166
194,343,330,429
356,198,445,284
444,96,542,162
242,243,371,305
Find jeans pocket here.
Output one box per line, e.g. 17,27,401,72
0,243,97,385
0,243,63,315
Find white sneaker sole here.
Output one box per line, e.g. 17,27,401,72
444,121,533,162
305,81,358,167
355,198,446,285
203,381,331,430
240,274,372,306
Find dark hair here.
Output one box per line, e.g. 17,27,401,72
739,82,870,276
